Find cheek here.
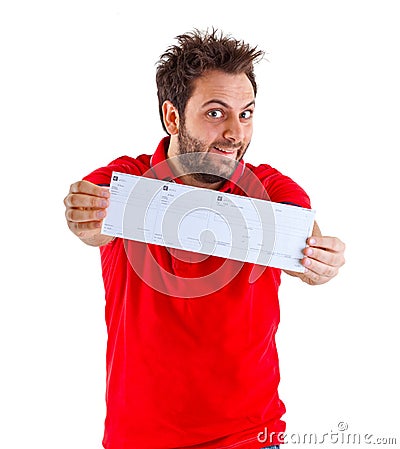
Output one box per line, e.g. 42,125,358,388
193,122,220,143
245,124,253,140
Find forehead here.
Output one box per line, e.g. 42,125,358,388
189,70,255,107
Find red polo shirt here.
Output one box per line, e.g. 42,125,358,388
83,137,311,449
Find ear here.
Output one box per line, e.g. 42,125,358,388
162,100,180,135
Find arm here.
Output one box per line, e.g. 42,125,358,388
64,180,114,247
284,221,345,286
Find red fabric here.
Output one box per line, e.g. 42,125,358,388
83,137,311,449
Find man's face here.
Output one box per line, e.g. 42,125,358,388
176,70,255,185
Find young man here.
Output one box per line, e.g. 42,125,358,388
64,29,345,449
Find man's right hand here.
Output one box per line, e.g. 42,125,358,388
64,180,114,247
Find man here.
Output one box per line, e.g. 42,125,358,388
64,29,345,449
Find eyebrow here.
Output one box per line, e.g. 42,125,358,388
201,99,255,110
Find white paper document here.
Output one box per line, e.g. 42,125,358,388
102,172,316,272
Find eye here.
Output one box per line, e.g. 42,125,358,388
240,110,253,119
207,109,223,119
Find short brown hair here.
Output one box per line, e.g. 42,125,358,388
156,28,265,134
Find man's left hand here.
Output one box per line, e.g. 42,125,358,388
284,222,346,286
299,235,346,285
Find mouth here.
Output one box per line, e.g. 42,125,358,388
210,146,238,159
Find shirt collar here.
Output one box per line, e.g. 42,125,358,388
149,136,246,193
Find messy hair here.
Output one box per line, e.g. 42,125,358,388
156,28,265,134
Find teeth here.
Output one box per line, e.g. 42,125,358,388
215,147,233,153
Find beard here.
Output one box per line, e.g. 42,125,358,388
177,121,249,185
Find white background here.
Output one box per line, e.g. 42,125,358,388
1,1,399,447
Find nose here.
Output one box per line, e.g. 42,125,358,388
222,116,246,143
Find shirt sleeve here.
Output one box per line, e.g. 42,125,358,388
257,164,311,209
82,155,149,186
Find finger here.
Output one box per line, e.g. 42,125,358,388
69,180,110,198
303,246,344,267
67,219,103,237
307,236,345,253
66,207,107,223
64,193,109,209
300,267,331,286
302,256,339,279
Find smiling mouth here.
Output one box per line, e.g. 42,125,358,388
211,146,238,157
